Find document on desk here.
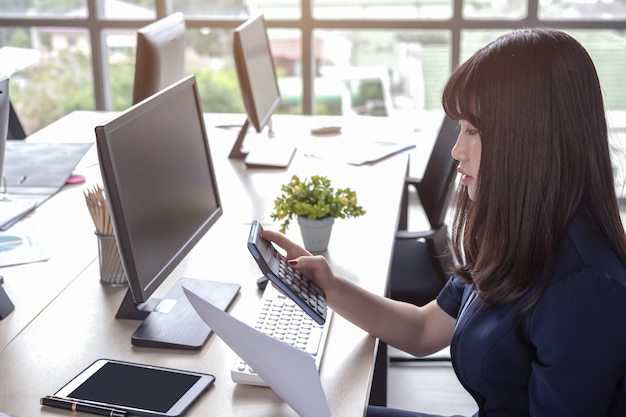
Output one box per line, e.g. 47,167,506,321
1,141,92,230
183,287,331,417
302,136,415,165
0,223,47,267
0,199,38,231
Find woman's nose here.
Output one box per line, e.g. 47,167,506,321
451,133,465,161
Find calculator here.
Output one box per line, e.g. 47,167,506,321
247,220,327,325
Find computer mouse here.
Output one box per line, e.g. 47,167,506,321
256,276,269,291
310,126,341,136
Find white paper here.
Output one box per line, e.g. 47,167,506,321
183,287,331,417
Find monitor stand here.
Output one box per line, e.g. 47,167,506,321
228,118,296,168
0,276,15,320
116,277,240,350
228,118,251,160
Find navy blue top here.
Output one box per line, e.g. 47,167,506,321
437,218,626,417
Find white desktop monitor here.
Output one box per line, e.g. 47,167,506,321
96,75,239,349
0,76,9,181
132,12,186,104
229,14,282,160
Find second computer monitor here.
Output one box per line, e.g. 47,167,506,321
132,12,186,104
229,14,283,160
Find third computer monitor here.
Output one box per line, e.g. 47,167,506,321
132,12,187,105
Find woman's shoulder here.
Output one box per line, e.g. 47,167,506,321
531,217,626,321
436,275,471,318
553,217,626,286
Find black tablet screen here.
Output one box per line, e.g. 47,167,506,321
68,362,201,412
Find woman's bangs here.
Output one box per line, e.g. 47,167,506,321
443,64,480,127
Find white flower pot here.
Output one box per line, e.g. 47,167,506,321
297,216,334,253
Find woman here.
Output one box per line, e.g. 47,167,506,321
264,28,626,416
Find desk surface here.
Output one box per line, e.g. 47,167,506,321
0,111,431,417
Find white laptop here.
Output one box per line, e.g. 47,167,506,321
183,287,331,417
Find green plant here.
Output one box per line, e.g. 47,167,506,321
271,174,366,233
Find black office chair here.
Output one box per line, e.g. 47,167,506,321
387,115,459,307
369,116,460,405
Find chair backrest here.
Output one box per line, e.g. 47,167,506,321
416,115,459,228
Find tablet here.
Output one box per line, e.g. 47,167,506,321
49,359,215,417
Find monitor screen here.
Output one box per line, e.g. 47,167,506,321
132,12,186,104
0,76,9,181
96,75,239,349
229,14,282,160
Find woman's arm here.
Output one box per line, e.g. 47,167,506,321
262,229,456,357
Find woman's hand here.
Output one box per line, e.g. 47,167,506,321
261,229,336,294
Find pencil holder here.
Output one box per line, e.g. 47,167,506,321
95,232,127,287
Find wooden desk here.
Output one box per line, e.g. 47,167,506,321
0,111,424,417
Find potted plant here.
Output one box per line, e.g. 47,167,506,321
270,174,366,252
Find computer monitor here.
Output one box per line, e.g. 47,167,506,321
96,75,240,350
132,12,186,105
228,14,295,167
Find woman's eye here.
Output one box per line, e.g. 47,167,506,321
466,129,479,136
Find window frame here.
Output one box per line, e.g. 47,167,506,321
1,0,625,114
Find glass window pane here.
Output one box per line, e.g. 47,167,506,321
313,0,452,20
171,0,248,17
460,30,508,61
0,0,87,16
108,25,245,113
567,30,626,111
1,26,94,135
463,0,527,20
185,27,300,114
539,0,626,20
106,28,138,112
315,30,451,115
174,0,300,18
103,0,155,19
461,29,626,111
250,0,300,19
188,27,247,113
269,29,303,114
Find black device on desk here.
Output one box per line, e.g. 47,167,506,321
247,220,327,325
227,14,296,168
0,275,15,320
42,359,214,417
95,75,240,350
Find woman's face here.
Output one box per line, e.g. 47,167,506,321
451,120,482,201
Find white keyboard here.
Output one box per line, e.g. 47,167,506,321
231,285,332,386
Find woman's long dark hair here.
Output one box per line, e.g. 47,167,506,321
442,28,626,307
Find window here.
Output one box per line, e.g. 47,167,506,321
1,0,625,135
